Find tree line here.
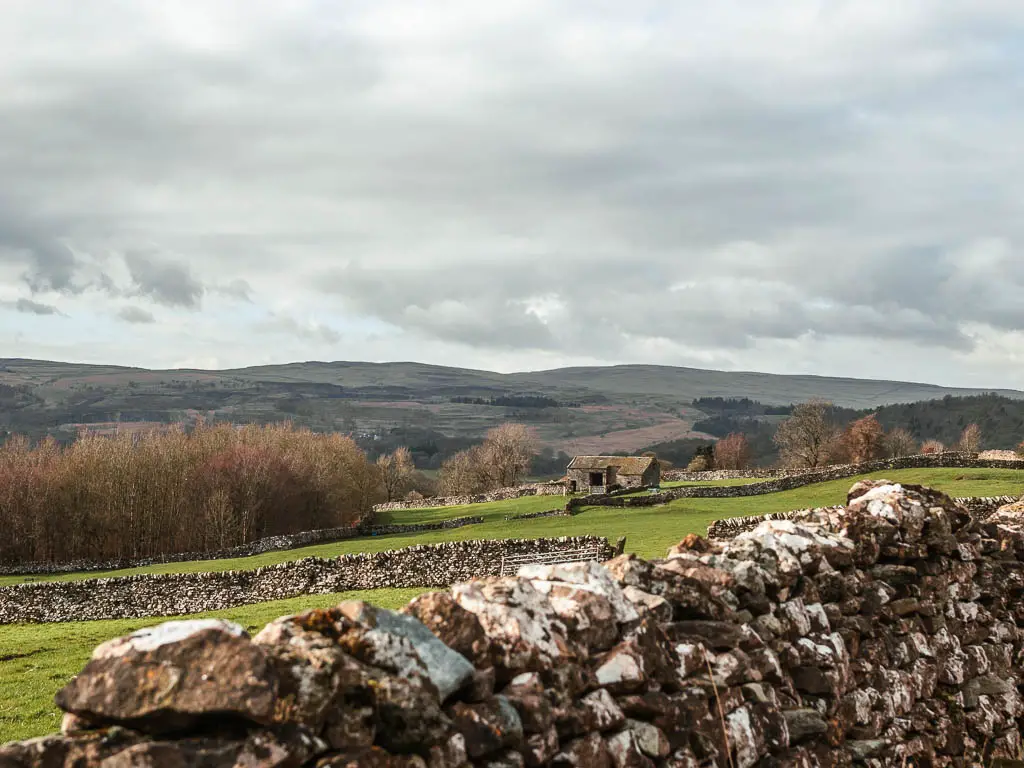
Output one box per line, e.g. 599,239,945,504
684,399,988,471
0,422,384,567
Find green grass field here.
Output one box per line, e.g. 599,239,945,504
1,466,1022,745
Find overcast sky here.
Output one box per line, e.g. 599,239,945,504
2,1,1024,387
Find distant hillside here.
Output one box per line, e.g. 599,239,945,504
642,393,1024,469
507,364,1024,408
1,358,1021,464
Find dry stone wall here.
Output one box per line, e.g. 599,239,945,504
374,483,567,513
7,480,1024,766
665,451,1024,485
0,517,487,578
663,468,804,482
705,496,1020,541
0,536,612,624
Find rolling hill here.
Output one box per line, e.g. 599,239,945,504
1,358,1021,461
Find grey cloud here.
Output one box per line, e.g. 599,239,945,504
212,279,253,302
255,313,341,344
1,298,64,316
124,252,204,308
0,206,81,294
2,3,1024,378
117,305,156,324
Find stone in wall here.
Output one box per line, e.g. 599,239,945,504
7,480,1024,765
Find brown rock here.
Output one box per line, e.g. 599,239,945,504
465,666,497,702
604,555,732,620
501,678,554,734
538,583,620,650
314,747,428,767
373,676,451,754
426,734,469,768
667,620,746,650
480,750,525,768
402,592,491,667
0,728,144,767
101,727,326,768
446,697,524,758
521,727,560,768
254,620,375,749
668,533,710,555
55,620,277,734
553,732,612,767
594,619,677,694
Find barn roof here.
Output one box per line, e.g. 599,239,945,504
567,455,657,475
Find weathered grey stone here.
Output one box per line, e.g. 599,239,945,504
338,601,474,701
451,578,579,673
624,720,670,760
621,586,672,622
782,709,828,743
847,740,886,760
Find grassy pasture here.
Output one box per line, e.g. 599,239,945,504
1,466,1022,744
2,467,1022,589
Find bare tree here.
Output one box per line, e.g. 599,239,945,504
957,423,982,454
921,439,945,455
686,455,710,472
839,415,885,464
773,399,840,468
714,433,751,470
438,446,491,495
482,423,536,488
377,447,415,501
884,428,918,458
438,423,537,495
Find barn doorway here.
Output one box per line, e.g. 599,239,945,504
589,471,604,487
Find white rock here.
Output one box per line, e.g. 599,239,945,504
93,619,246,659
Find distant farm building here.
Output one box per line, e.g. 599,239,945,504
566,455,660,494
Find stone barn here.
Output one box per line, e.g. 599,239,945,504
566,455,660,494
